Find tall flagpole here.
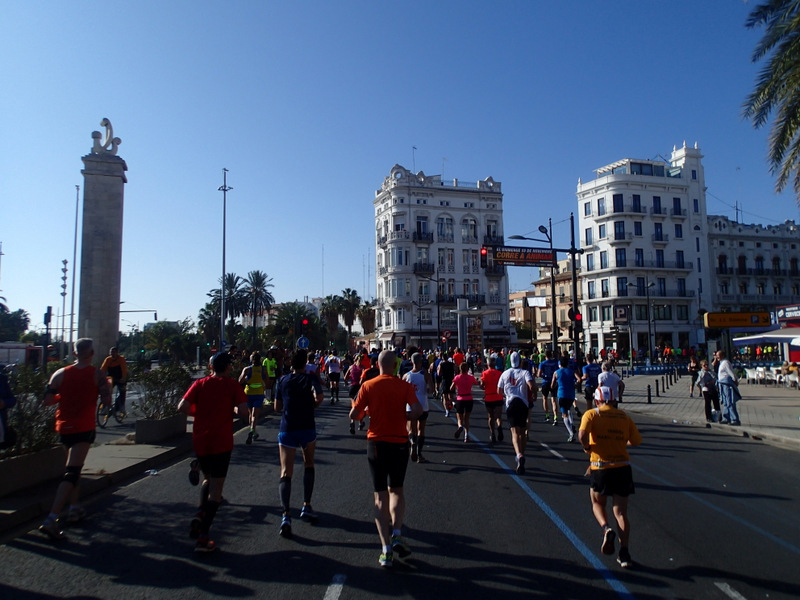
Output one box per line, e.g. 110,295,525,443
218,169,232,348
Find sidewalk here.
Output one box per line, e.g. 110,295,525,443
615,370,800,449
2,376,798,539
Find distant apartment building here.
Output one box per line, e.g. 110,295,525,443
708,216,800,311
373,164,510,350
577,143,710,357
576,142,800,358
525,258,582,351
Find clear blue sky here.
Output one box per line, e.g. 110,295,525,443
2,1,798,333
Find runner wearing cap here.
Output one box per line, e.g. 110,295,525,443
497,352,537,475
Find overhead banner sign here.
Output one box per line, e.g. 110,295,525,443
703,311,771,328
490,246,555,267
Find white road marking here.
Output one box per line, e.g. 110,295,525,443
323,574,346,600
538,442,569,461
714,582,749,600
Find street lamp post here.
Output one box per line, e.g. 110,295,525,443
218,169,232,348
628,280,655,364
510,220,556,352
412,299,433,348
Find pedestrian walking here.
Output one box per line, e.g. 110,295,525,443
349,350,422,568
38,338,112,540
578,385,642,569
275,349,325,538
715,351,741,426
696,360,720,422
178,352,249,552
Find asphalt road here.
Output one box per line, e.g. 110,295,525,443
1,389,798,600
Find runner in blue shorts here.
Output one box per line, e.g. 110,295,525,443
275,349,324,538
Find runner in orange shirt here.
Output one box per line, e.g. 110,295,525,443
350,350,422,568
479,356,504,443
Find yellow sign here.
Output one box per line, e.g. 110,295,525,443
703,312,771,328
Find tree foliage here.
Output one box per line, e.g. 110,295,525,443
743,0,800,198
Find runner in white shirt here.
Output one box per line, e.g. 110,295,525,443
497,352,537,475
324,351,342,404
403,353,433,463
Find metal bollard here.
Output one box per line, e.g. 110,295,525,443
647,384,652,404
662,375,667,390
655,379,660,397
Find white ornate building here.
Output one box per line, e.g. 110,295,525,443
373,165,510,350
577,143,710,357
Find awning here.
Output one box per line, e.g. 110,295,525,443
377,331,395,341
732,328,800,346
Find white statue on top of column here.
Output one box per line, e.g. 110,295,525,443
91,118,122,155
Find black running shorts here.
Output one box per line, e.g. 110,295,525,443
506,397,529,428
198,451,232,479
367,440,410,492
589,465,635,497
60,430,96,448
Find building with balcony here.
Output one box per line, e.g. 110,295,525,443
373,164,510,350
577,142,710,357
708,216,800,311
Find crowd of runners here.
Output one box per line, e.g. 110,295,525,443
35,338,641,571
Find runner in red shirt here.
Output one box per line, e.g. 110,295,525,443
179,352,248,552
39,338,111,540
479,356,504,443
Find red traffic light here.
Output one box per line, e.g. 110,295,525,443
574,312,582,321
302,319,309,325
480,247,488,256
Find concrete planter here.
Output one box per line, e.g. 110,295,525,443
0,446,66,498
135,413,187,445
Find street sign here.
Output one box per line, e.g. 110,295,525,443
442,330,452,339
488,245,555,267
210,346,217,353
614,306,629,325
297,336,310,349
776,305,800,321
703,312,771,328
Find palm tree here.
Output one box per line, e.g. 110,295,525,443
743,0,800,198
320,295,342,344
356,301,376,335
243,270,275,349
208,273,246,345
339,288,361,343
197,302,220,345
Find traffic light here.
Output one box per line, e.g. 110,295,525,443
574,312,583,334
480,246,488,268
44,306,52,325
301,318,309,335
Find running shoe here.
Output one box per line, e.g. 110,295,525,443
416,454,427,463
497,426,504,442
463,431,469,443
359,420,365,430
444,409,450,418
515,455,526,475
189,459,200,486
410,444,418,462
552,419,558,427
279,515,292,538
300,506,319,523
246,431,253,445
489,432,496,444
349,422,356,435
567,434,575,443
601,527,616,555
454,426,464,439
575,407,582,417
379,552,394,568
66,506,87,524
391,535,411,558
195,536,217,553
617,546,632,568
253,431,260,440
39,518,65,541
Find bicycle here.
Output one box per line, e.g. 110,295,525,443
96,380,127,427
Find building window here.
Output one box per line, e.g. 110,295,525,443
653,305,672,320
635,305,647,320
755,256,765,274
617,277,628,296
635,248,644,267
678,278,686,296
416,216,428,233
632,194,641,212
654,222,664,241
600,251,608,269
696,237,700,251
584,202,591,216
677,305,688,320
672,197,682,214
586,253,594,271
597,198,606,216
774,283,783,295
588,281,596,299
614,221,626,240
674,224,683,238
634,222,642,236
589,306,598,322
657,278,666,296
653,196,662,215
395,308,405,324
692,169,697,180
601,306,612,320
601,279,609,298
585,228,593,246
655,249,664,268
598,224,607,240
615,248,627,268
613,194,624,213
738,255,747,275
676,250,685,268
720,281,728,294
693,198,699,213
757,282,765,295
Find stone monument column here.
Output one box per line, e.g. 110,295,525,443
78,118,127,361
